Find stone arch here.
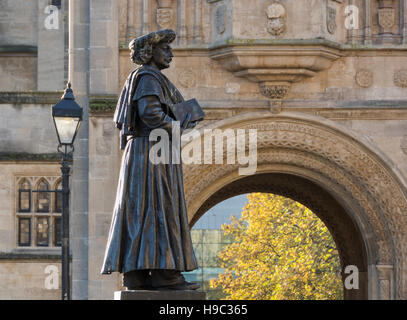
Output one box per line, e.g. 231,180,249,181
182,111,407,300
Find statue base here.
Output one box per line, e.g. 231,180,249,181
114,290,206,300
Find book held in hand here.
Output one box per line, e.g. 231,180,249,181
169,98,205,123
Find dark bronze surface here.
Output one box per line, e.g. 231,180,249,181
101,30,201,288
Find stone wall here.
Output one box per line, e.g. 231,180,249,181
0,103,59,153
0,161,61,300
0,55,37,91
0,0,38,91
0,162,60,249
0,0,38,46
88,115,123,299
0,259,61,300
90,0,119,95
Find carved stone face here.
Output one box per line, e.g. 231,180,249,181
151,41,173,70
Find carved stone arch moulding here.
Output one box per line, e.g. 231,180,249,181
189,169,370,299
182,112,407,299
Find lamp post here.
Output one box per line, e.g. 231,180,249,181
52,82,83,300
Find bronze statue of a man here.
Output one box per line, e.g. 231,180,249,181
101,29,200,290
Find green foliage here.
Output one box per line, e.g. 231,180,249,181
210,193,343,300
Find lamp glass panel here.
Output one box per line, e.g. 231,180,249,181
54,117,80,144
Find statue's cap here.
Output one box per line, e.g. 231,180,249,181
129,29,176,51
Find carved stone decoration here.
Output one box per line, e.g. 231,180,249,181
327,6,337,34
178,68,196,88
269,100,282,114
225,82,240,94
394,69,407,88
156,0,174,29
156,8,173,29
355,69,373,88
259,82,289,99
266,2,286,36
215,4,226,34
378,8,395,30
182,114,407,298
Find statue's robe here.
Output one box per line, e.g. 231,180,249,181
101,65,198,274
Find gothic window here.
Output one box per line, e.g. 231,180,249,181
16,177,62,248
18,217,31,247
36,217,49,246
35,179,51,213
18,179,31,212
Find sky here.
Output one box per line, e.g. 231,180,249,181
192,194,248,230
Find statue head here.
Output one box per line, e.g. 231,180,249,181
129,29,176,69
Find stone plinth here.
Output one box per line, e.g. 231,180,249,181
114,290,206,300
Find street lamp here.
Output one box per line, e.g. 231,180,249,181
52,82,83,300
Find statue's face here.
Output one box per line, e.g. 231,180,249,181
151,41,173,70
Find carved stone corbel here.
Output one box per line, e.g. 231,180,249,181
259,82,290,100
210,42,342,109
258,82,290,114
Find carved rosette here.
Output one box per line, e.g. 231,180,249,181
394,69,407,88
266,2,286,36
355,69,373,88
259,82,289,99
178,68,196,88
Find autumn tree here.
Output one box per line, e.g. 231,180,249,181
210,193,343,300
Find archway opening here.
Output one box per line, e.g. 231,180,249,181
189,173,368,300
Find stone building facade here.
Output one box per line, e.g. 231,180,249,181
0,0,407,300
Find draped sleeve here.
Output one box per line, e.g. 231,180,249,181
133,74,166,105
133,74,175,134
